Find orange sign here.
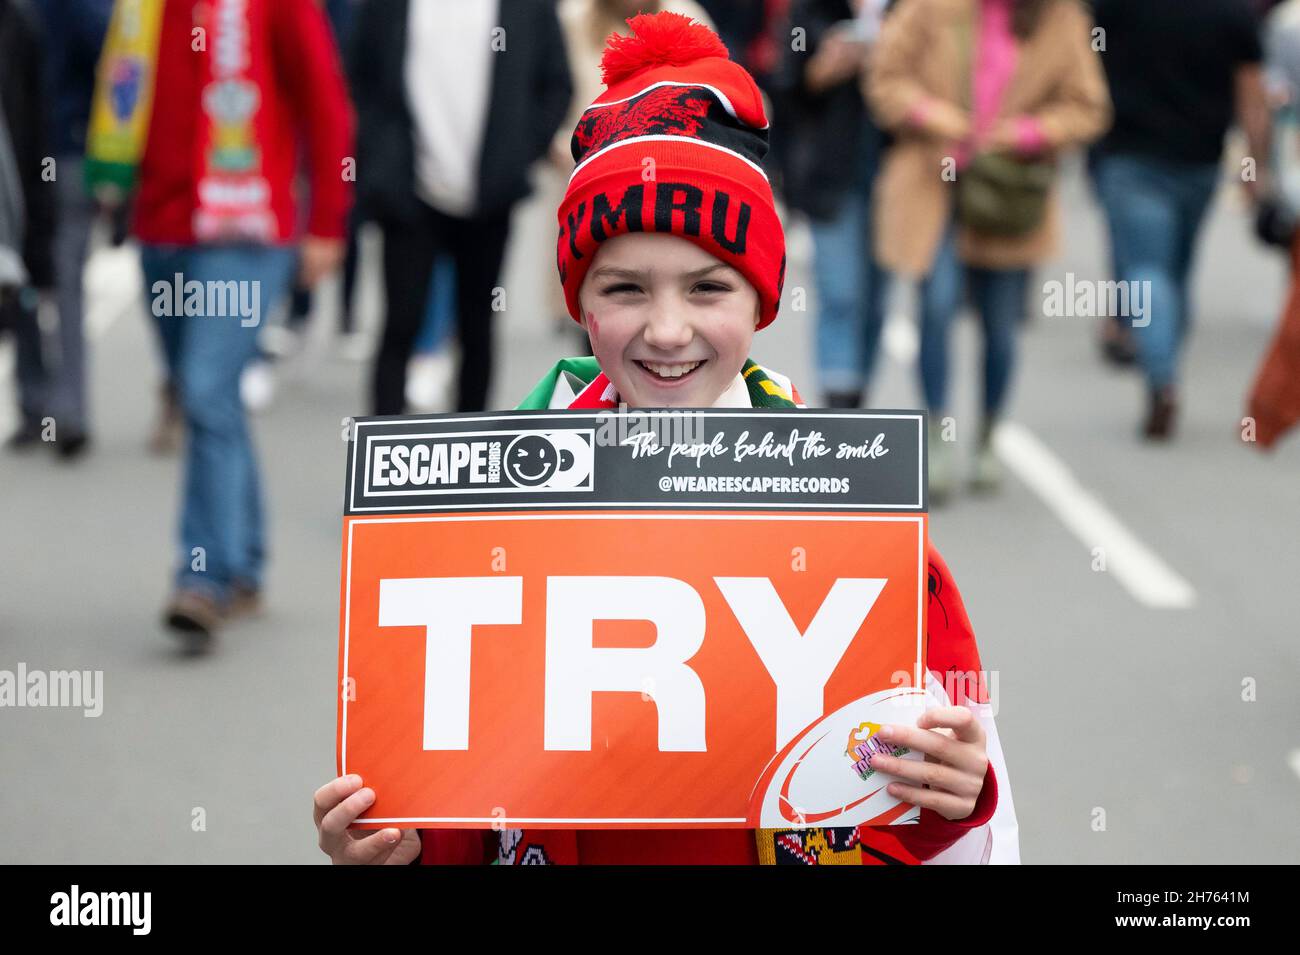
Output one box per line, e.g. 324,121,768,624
337,510,927,829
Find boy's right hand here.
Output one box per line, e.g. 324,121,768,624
314,775,421,865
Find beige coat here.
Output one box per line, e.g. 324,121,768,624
865,0,1111,276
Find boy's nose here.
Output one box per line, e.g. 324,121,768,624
642,301,694,350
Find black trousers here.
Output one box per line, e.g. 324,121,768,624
374,201,511,414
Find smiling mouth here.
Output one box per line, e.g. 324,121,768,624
513,465,549,481
635,359,705,382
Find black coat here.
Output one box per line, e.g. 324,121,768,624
770,0,887,222
349,0,573,224
0,0,56,288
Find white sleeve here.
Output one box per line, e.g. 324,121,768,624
919,676,1021,865
975,703,1020,864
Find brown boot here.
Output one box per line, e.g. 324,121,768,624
163,589,222,645
1143,386,1178,441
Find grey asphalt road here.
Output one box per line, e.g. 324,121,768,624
2,161,1298,863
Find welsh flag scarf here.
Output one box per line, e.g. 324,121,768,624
516,356,806,411
498,357,925,864
87,0,277,241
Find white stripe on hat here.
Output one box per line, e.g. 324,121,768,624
567,134,771,188
585,80,769,130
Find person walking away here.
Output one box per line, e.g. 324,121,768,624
867,0,1109,500
123,0,353,640
774,0,890,408
351,0,573,415
10,1,111,460
1091,0,1271,440
1,0,58,453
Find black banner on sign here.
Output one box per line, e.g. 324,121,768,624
344,409,927,515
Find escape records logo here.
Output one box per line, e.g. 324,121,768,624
367,430,595,495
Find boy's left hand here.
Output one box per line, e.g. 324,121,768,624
868,706,989,821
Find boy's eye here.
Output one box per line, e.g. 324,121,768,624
692,282,732,294
599,283,643,295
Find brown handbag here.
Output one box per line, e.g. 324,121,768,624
958,151,1053,235
953,8,1052,236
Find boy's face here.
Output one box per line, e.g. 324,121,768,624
577,233,760,408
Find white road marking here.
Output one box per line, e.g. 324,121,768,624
878,301,1194,609
994,421,1196,609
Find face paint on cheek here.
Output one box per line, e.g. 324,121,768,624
586,311,599,343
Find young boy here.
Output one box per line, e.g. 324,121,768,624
314,11,1018,865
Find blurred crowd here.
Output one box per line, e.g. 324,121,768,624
2,0,1299,638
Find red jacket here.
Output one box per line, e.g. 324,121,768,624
132,0,353,245
415,546,999,865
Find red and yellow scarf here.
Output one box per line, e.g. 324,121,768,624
190,0,277,242
87,0,276,241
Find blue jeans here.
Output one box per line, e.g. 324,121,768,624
918,223,1029,417
810,187,889,396
1093,152,1219,390
414,253,456,354
141,244,295,602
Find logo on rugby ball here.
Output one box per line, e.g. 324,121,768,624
845,721,909,781
749,688,927,829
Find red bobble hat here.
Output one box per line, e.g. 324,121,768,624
557,12,786,329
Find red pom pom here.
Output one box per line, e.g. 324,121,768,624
600,11,730,87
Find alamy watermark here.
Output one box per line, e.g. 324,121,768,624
890,667,1000,717
151,273,263,327
595,405,706,450
50,885,150,935
0,663,103,717
1042,272,1151,327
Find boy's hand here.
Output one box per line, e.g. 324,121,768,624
867,706,989,821
314,775,421,865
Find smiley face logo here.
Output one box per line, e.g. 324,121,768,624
504,434,563,487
